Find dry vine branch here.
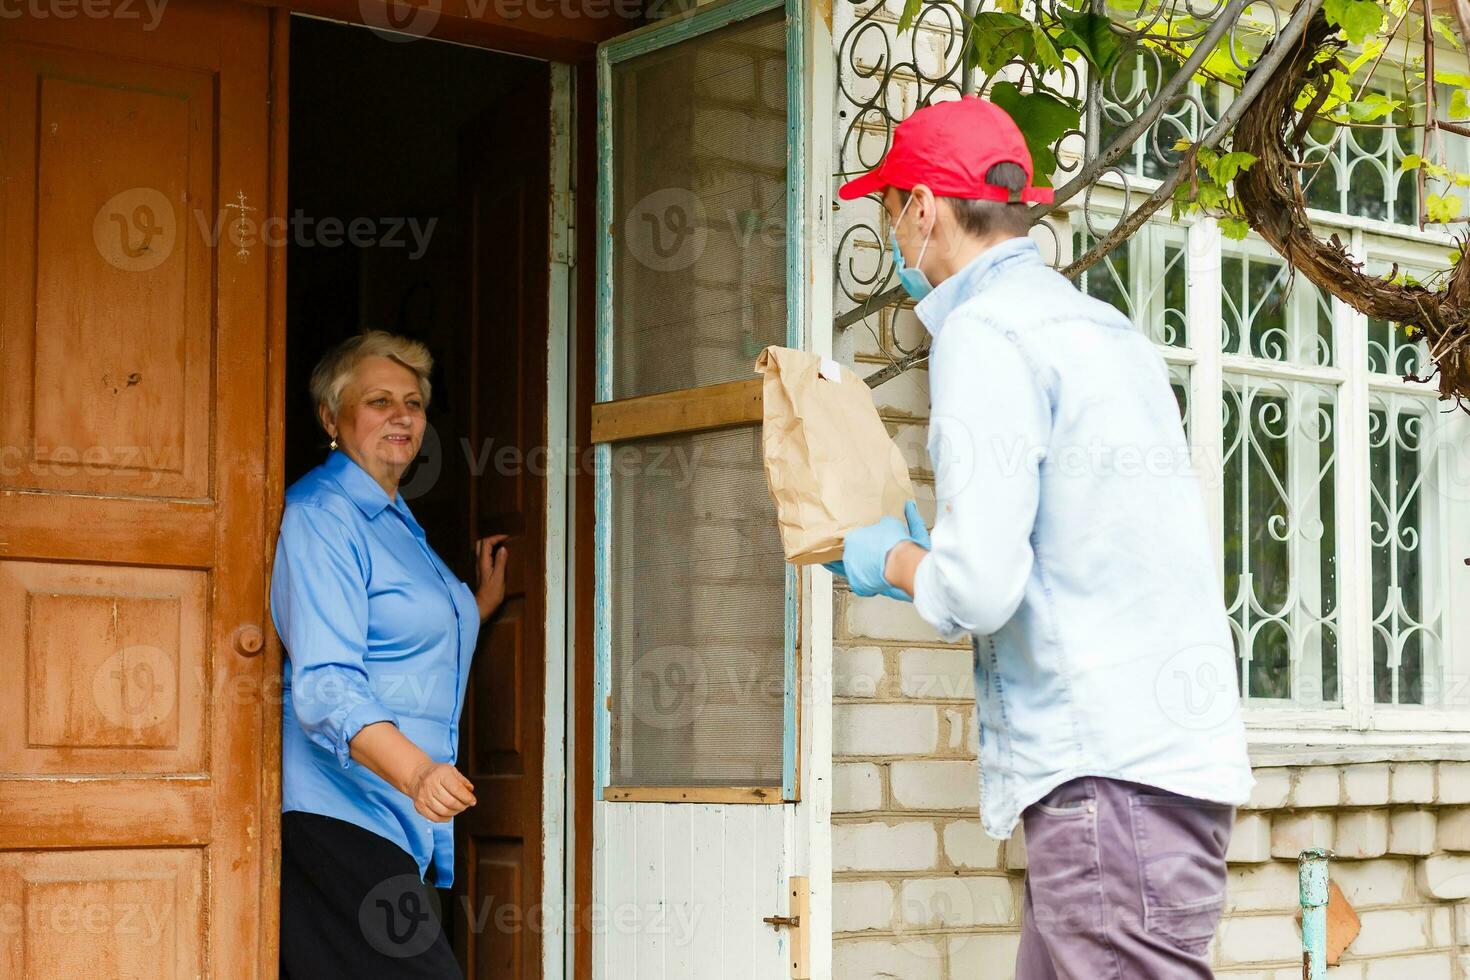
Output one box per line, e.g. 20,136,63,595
1232,10,1470,405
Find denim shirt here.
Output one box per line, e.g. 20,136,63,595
271,450,480,887
911,237,1254,839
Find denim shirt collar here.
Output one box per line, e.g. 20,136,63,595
324,448,415,526
914,236,1043,338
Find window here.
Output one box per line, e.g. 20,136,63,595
593,0,803,802
1073,31,1470,736
1073,218,1194,424
1066,186,1470,736
1364,263,1448,709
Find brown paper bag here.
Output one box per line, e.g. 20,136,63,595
756,346,915,565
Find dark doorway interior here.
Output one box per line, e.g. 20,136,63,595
285,17,553,978
285,16,540,540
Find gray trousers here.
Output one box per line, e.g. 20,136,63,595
1015,776,1234,979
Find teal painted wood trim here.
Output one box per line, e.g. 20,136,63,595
593,36,614,805
784,0,806,356
595,45,614,405
782,562,799,799
592,443,613,797
1298,848,1330,980
595,0,805,801
601,0,784,66
780,0,806,802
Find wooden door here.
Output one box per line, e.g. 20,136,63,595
452,67,553,980
0,4,272,978
590,2,816,975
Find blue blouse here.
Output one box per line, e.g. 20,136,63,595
270,450,480,887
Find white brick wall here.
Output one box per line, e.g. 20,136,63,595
826,13,1470,970
830,481,1470,978
826,335,1470,978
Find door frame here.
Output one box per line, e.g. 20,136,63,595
261,7,600,978
580,0,836,974
260,1,835,975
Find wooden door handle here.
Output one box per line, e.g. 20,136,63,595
234,625,264,656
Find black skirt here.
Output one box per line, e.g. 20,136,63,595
280,810,463,980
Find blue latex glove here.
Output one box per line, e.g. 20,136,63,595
823,500,931,601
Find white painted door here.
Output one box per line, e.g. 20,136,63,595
590,0,833,975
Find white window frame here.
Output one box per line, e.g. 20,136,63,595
1061,183,1470,745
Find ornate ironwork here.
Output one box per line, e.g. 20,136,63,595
832,0,1323,385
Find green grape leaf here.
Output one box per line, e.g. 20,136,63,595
1452,89,1470,121
898,0,924,34
1054,8,1126,76
1344,92,1402,122
1218,216,1252,240
1339,0,1383,45
966,12,1036,76
1426,193,1465,222
988,81,1081,189
1214,151,1259,184
1432,14,1466,52
1030,22,1065,74
1196,181,1229,210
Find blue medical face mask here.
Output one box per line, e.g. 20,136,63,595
888,194,934,301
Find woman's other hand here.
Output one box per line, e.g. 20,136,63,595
407,760,477,823
474,534,509,621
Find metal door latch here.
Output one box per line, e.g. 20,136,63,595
763,876,810,979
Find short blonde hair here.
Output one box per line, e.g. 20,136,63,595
310,331,433,424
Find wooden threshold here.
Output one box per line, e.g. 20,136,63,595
590,378,762,444
602,785,787,804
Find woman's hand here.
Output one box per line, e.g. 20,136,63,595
406,759,477,823
474,534,509,622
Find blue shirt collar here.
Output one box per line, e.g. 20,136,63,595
323,449,414,524
914,236,1043,338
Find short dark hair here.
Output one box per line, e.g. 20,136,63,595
900,162,1033,240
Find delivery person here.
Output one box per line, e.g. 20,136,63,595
827,96,1254,978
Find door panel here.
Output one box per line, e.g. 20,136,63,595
596,803,791,976
2,44,215,499
0,849,207,979
453,67,552,980
590,1,806,975
0,4,271,977
0,562,208,773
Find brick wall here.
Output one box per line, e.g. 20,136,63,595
827,4,1470,973
825,358,1470,978
829,575,1470,978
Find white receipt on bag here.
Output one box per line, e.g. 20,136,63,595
819,357,842,382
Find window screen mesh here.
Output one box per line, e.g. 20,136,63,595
608,425,787,787
609,9,788,400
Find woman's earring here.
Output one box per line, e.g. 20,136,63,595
329,437,338,451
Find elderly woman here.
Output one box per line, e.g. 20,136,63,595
271,330,506,979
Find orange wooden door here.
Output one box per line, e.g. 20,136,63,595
452,68,552,980
0,3,273,977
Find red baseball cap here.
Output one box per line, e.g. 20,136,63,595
838,96,1055,204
